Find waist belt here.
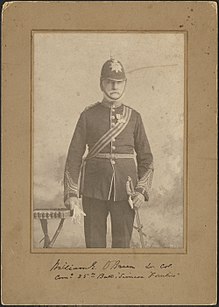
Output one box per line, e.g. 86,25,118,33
95,153,135,159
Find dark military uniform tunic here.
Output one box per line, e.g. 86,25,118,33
64,99,154,248
64,101,153,200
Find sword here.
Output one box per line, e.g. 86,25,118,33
126,176,145,248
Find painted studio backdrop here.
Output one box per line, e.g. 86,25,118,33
33,32,185,248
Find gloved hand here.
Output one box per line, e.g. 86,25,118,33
65,196,86,224
132,192,145,209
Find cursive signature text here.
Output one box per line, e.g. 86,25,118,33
49,259,180,281
50,259,97,272
102,259,135,270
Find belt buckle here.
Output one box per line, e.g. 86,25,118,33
111,153,118,159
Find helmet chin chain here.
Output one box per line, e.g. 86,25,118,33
101,80,127,102
103,91,124,102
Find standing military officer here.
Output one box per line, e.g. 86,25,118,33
64,58,154,248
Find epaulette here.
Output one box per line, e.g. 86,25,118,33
84,101,100,111
123,104,135,112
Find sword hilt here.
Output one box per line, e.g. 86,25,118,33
126,176,135,195
126,176,136,209
126,178,146,248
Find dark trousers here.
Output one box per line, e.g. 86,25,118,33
82,196,135,248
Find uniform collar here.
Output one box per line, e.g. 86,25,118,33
101,98,122,109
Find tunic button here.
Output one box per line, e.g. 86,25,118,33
111,115,115,119
111,160,115,165
112,146,116,150
112,138,116,142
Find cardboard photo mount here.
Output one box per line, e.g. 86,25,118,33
2,1,217,305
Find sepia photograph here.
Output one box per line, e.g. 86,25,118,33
2,2,217,305
32,32,185,249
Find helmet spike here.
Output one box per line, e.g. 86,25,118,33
110,51,114,61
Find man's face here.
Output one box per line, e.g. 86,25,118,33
101,79,126,100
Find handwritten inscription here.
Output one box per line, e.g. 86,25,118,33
49,259,180,281
50,258,97,271
148,271,177,278
102,260,135,270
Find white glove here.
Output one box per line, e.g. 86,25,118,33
65,197,86,224
132,192,145,209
